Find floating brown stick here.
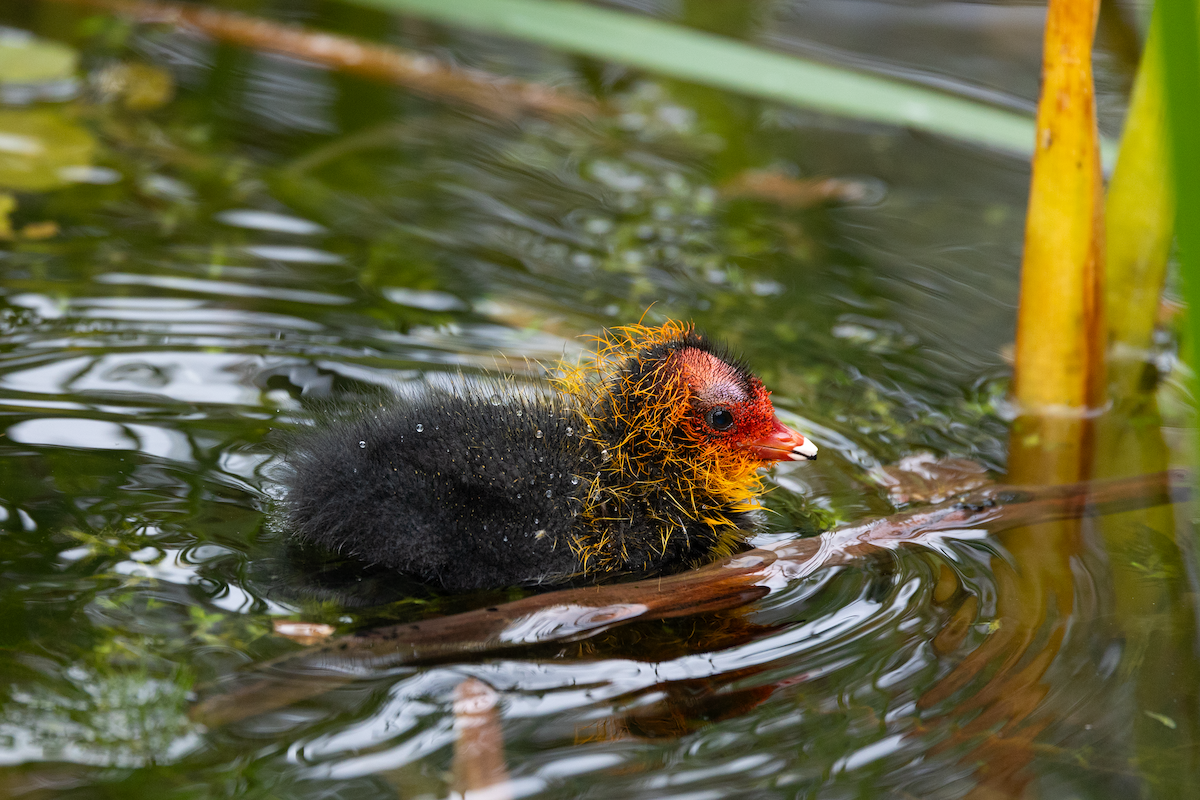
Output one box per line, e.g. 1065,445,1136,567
48,0,598,119
720,171,876,208
190,469,1189,728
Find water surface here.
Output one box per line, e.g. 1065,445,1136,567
1,1,1195,797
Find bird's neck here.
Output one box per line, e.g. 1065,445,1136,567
564,370,764,576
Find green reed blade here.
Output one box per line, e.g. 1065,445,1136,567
1105,9,1174,400
343,0,1119,163
1159,0,1200,412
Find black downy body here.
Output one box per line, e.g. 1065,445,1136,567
280,384,592,592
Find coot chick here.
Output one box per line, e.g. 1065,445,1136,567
278,322,817,591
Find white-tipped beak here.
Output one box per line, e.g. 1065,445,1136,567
741,415,819,463
790,439,818,461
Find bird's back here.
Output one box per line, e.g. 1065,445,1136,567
279,381,592,591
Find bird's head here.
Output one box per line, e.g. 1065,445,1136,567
668,340,819,464
555,321,817,522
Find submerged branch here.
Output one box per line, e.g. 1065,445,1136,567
191,469,1190,728
49,0,598,119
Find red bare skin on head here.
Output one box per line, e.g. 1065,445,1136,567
672,346,816,463
673,347,777,448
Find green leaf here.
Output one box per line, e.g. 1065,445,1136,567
0,28,78,84
343,0,1117,162
1145,710,1178,729
0,191,13,237
0,108,96,191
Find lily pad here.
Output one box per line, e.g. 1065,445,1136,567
0,108,96,191
0,27,77,84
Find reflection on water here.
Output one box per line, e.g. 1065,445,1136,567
0,0,1195,797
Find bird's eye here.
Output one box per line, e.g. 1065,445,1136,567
705,407,736,431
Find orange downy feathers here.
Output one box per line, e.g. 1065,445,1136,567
552,322,771,574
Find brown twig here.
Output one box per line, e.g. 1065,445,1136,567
190,469,1190,727
48,0,599,119
720,170,877,208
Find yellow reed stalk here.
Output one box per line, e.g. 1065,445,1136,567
923,0,1104,786
1009,0,1105,485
